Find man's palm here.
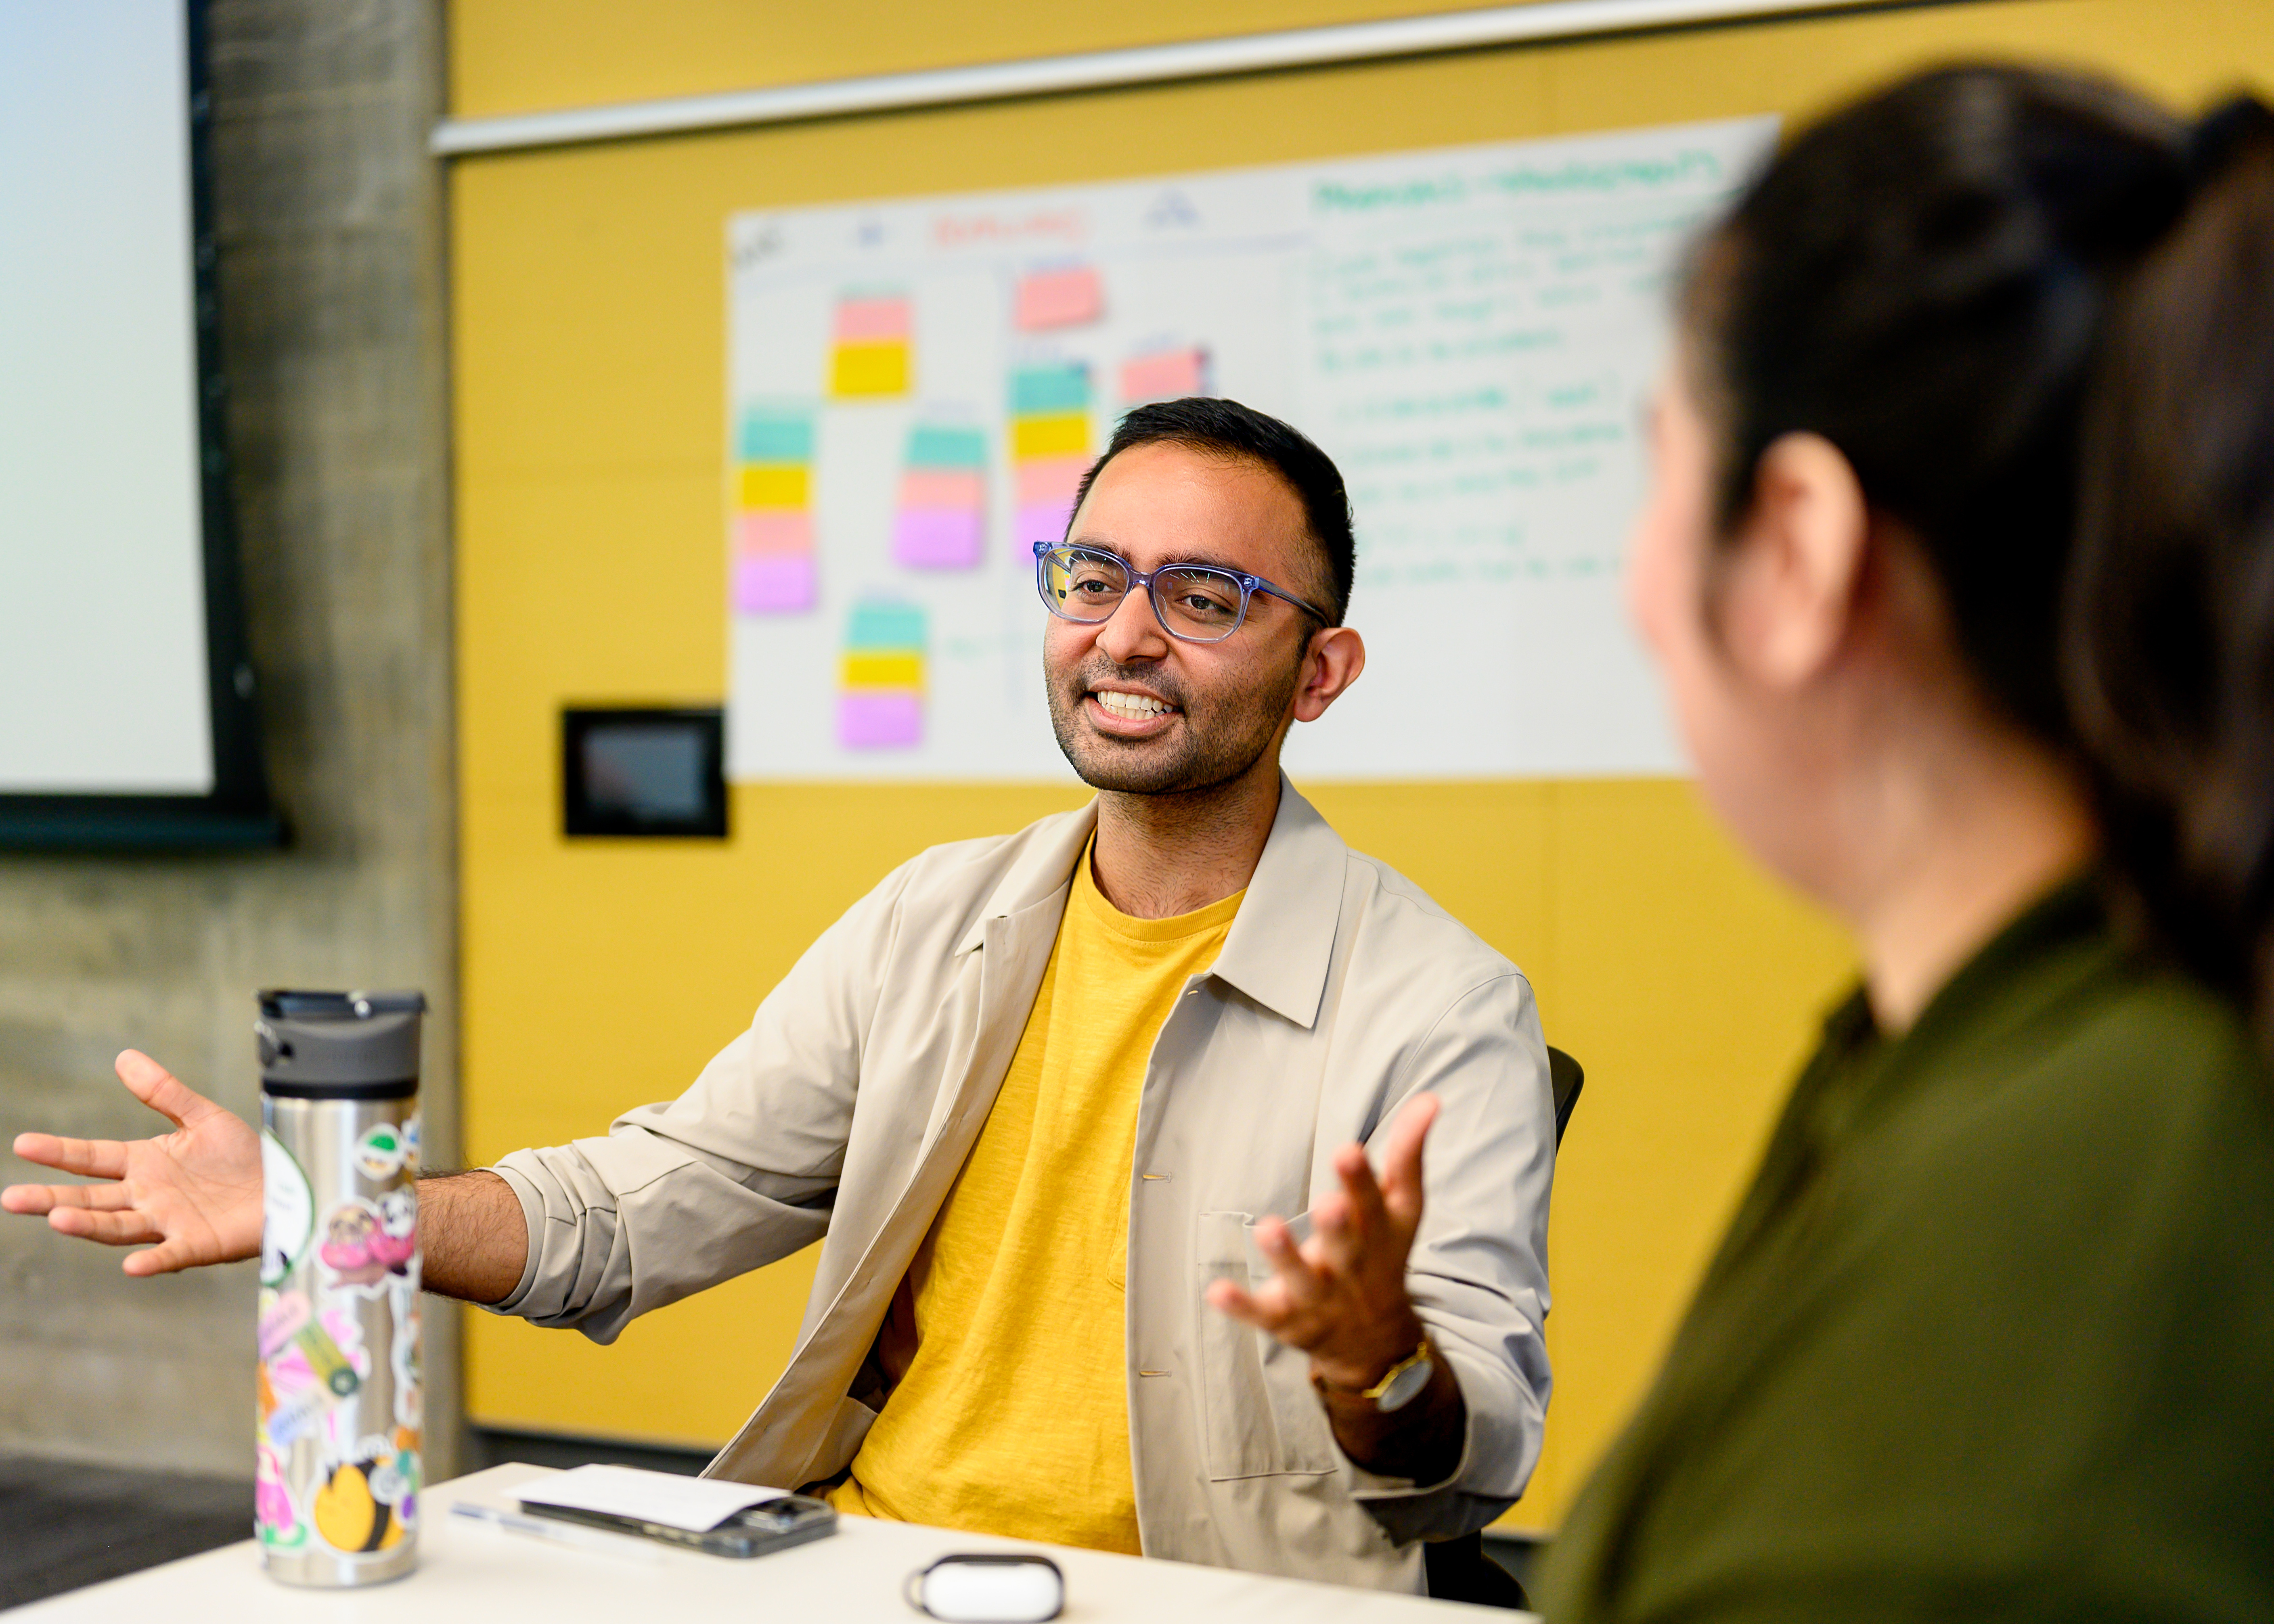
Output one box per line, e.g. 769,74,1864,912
2,1050,262,1275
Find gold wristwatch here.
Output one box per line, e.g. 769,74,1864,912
1315,1336,1435,1414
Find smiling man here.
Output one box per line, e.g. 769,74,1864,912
6,398,1555,1597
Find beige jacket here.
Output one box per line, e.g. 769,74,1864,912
488,780,1554,1592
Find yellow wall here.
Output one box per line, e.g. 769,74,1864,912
450,0,2272,1532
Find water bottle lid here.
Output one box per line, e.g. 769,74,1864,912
257,990,424,1099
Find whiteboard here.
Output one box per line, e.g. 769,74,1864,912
725,115,1776,782
0,0,214,794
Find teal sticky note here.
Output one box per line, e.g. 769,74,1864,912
847,599,927,651
906,425,988,468
740,408,816,465
1009,363,1091,417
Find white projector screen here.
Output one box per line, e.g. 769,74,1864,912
0,0,274,842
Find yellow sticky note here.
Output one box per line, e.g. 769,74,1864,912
739,463,810,510
1013,412,1090,460
832,340,910,397
841,653,926,691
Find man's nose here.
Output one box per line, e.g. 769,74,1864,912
1095,585,1170,663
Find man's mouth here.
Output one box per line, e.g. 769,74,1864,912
1092,689,1176,721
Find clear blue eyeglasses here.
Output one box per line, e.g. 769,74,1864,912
1033,541,1332,644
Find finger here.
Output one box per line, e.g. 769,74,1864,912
46,1205,165,1247
1311,1186,1362,1274
9,1132,128,1181
1255,1216,1327,1306
123,1239,205,1277
1377,1093,1441,1231
4,1182,137,1214
116,1051,223,1133
1206,1278,1265,1327
1333,1142,1393,1245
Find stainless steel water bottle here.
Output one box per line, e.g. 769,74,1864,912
253,990,425,1587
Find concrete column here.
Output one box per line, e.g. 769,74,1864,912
0,0,455,1478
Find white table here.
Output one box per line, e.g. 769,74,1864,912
14,1464,1533,1622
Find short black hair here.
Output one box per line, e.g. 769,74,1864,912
1068,397,1356,624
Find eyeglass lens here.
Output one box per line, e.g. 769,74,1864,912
1043,548,1245,640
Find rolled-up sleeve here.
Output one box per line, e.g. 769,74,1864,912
1344,971,1555,1543
481,860,917,1344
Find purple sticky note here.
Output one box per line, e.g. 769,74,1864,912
1016,500,1076,547
893,506,984,569
838,689,922,749
735,552,817,613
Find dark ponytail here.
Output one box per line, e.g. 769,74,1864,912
1683,65,2185,751
2064,98,2274,1046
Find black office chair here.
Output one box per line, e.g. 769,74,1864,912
1548,1045,1585,1145
1422,1043,1584,1610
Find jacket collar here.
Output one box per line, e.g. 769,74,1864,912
952,773,1347,1032
1208,777,1347,1030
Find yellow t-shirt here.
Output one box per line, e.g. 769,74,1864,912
828,851,1244,1553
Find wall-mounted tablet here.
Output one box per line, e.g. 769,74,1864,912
563,709,728,839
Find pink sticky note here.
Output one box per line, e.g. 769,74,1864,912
1015,265,1104,331
898,468,986,511
1016,454,1089,505
1120,347,1209,403
839,689,922,749
735,552,817,613
735,509,815,556
894,507,984,569
834,295,911,341
1017,500,1076,546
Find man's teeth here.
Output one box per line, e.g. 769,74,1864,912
1095,691,1172,720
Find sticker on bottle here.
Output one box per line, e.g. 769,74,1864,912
260,1131,314,1287
354,1122,407,1180
317,1195,416,1296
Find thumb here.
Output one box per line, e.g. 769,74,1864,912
115,1051,222,1133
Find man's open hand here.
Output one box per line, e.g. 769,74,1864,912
1206,1092,1439,1391
2,1050,262,1275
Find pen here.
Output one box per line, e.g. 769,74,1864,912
449,1499,667,1563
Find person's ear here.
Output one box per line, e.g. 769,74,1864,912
1718,432,1870,690
1293,625,1365,722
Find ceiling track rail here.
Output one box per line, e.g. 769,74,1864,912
431,0,1896,156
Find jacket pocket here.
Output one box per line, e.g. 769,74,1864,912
1195,1211,1338,1481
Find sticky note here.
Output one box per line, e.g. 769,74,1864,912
838,691,922,749
1013,412,1089,460
893,506,984,569
738,410,815,465
1009,363,1092,417
898,468,985,511
1120,347,1209,404
1016,265,1104,331
846,600,927,652
841,652,927,690
1016,455,1089,506
1018,500,1077,546
834,295,911,342
736,510,815,556
906,425,988,468
739,463,811,510
735,552,817,614
832,341,910,397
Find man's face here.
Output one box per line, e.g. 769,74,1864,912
1044,442,1328,796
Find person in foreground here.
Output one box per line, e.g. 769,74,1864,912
4,399,1555,1597
1539,67,2274,1621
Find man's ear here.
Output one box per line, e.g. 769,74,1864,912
1717,431,1871,690
1293,626,1365,722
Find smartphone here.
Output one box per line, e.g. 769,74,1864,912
520,1491,838,1559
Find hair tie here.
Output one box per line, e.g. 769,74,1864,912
2186,95,2274,191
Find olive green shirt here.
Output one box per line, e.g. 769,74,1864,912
1543,877,2274,1622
